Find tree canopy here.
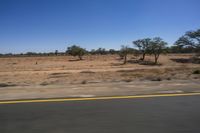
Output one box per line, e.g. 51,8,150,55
119,45,132,64
175,29,200,49
133,38,151,60
149,37,167,64
66,45,86,60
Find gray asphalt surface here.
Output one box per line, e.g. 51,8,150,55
0,95,200,133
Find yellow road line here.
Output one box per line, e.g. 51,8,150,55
0,92,200,105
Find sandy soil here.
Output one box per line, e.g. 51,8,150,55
0,54,199,100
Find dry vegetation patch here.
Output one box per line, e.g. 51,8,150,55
80,70,95,74
0,54,199,88
0,83,17,87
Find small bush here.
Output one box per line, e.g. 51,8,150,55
122,79,132,82
166,77,171,80
81,80,87,84
0,83,16,87
40,82,49,86
139,60,161,66
50,72,71,76
80,71,95,74
193,70,200,74
150,77,162,81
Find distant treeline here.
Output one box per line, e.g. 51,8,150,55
0,46,197,57
1,28,199,57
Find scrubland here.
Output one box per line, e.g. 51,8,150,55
0,54,199,100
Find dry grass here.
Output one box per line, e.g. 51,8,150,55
0,54,199,87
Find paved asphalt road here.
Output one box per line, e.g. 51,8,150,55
0,95,200,133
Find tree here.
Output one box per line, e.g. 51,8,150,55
66,45,86,60
133,38,151,60
55,50,58,56
90,49,96,55
119,45,130,64
175,29,200,55
26,52,37,56
96,48,107,55
149,37,167,64
108,49,116,54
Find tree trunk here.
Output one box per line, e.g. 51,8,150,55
78,55,82,60
141,53,145,60
154,54,159,64
123,55,127,64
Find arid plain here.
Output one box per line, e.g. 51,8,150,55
0,54,199,100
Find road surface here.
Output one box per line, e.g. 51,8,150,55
0,94,200,133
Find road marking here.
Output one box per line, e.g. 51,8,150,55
0,92,200,104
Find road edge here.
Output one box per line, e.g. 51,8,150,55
1,92,200,104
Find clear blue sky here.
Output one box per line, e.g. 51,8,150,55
0,0,200,54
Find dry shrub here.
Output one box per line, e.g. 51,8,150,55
0,83,17,87
80,71,95,74
81,80,87,84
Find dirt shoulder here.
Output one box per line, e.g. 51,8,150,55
0,79,200,101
